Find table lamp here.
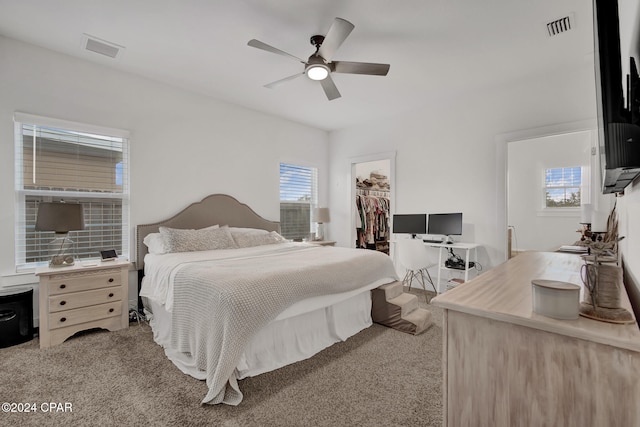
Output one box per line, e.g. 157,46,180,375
35,202,85,267
313,207,330,241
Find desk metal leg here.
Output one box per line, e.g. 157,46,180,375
462,247,478,283
464,248,470,283
437,247,444,293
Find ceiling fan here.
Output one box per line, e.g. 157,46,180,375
247,17,390,101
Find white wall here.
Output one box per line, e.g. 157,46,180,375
508,131,592,251
3,33,639,321
328,62,599,269
618,181,640,314
0,37,329,306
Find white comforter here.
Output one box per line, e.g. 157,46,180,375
140,242,398,405
140,243,304,311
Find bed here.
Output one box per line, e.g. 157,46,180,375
136,194,398,406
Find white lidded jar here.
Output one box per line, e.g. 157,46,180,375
531,279,581,320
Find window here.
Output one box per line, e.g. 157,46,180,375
279,163,317,240
14,113,129,270
544,167,582,208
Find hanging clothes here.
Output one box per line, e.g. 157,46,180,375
355,190,390,251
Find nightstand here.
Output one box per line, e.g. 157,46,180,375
36,259,130,349
310,240,336,246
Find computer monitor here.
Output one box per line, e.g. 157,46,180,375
427,213,463,238
392,214,427,238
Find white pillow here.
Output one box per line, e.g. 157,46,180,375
159,226,237,252
143,233,166,254
229,227,287,248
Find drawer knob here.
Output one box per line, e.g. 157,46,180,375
108,278,114,283
59,284,66,289
108,293,114,298
60,317,67,323
109,308,114,313
60,301,66,306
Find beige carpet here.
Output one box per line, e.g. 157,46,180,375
0,291,442,426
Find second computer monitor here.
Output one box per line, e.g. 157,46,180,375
427,213,463,237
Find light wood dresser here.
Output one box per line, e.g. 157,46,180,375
431,251,640,427
36,259,130,349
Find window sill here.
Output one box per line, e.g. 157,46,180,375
1,271,38,287
536,208,581,218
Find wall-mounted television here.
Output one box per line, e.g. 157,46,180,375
593,0,640,193
392,214,426,238
427,213,463,237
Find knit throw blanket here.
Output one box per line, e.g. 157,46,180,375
170,245,397,405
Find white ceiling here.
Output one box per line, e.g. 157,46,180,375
0,0,594,131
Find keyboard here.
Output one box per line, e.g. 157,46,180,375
423,239,444,244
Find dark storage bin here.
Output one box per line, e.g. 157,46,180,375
0,287,34,348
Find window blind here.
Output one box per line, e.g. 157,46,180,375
14,114,130,270
544,166,582,208
279,163,318,240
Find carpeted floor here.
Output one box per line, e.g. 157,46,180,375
0,290,442,426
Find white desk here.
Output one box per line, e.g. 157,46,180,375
423,242,480,293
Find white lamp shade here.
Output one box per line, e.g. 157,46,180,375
591,210,608,233
313,208,330,223
581,203,592,224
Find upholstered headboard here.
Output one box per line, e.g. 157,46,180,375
135,194,280,270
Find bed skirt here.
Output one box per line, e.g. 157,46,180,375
144,288,374,380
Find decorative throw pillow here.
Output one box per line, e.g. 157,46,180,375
269,231,287,242
229,227,287,248
159,226,237,252
200,224,220,230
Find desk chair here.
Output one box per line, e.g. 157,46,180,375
396,239,438,300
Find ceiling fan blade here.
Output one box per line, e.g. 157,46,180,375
320,75,341,100
264,73,304,89
248,39,304,63
317,18,355,61
332,61,390,76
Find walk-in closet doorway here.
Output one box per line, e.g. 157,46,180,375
350,152,395,255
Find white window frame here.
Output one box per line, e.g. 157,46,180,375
540,166,583,214
13,112,130,271
279,162,318,240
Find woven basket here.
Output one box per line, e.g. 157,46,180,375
583,264,622,309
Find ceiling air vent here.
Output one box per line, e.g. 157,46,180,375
546,14,574,37
81,34,124,59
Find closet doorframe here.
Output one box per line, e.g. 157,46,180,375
349,151,396,249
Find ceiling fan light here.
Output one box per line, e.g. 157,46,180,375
307,65,329,81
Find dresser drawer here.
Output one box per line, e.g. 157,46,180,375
47,268,122,295
49,286,122,313
48,301,122,330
